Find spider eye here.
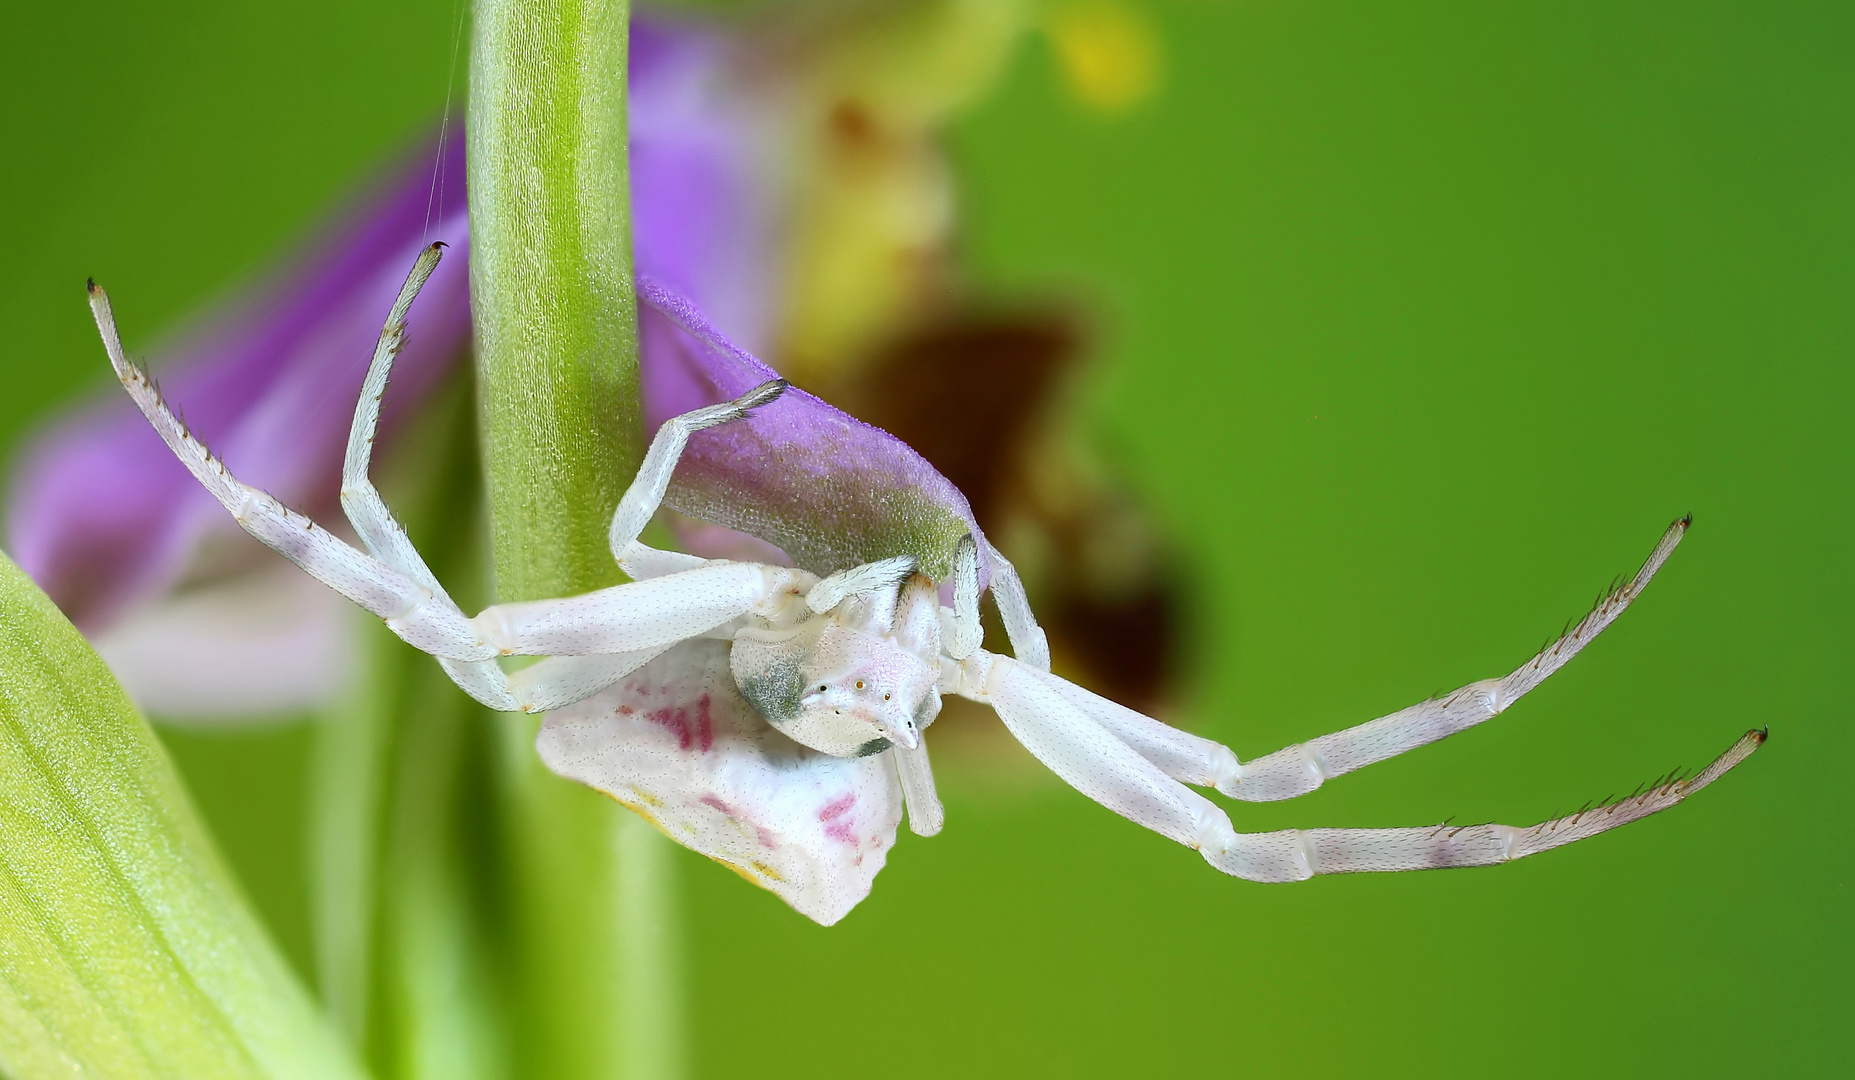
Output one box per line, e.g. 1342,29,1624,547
883,693,891,701
855,680,865,690
818,685,828,692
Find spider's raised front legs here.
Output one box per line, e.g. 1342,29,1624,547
92,273,483,662
91,244,796,715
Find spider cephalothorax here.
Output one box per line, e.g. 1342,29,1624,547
88,242,1764,924
731,568,945,758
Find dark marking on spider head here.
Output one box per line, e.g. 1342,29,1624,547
732,640,804,724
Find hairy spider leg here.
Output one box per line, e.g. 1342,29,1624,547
806,556,917,614
1206,727,1761,879
604,368,788,582
338,245,453,609
93,256,797,714
332,245,662,712
945,534,984,661
979,519,1702,804
950,648,1762,882
1224,517,1692,801
983,540,1050,672
887,534,982,839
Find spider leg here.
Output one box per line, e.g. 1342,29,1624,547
338,244,456,598
892,738,944,837
944,535,983,661
1015,661,1242,789
1204,729,1765,881
90,278,490,664
983,541,1050,671
952,524,1238,787
327,246,536,708
805,555,915,613
953,649,1762,882
454,379,799,696
469,560,791,657
1225,518,1691,802
97,258,792,714
607,378,787,581
955,650,1224,850
424,651,669,714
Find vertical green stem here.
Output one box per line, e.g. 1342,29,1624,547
615,813,683,1080
470,0,639,596
379,663,506,1080
309,611,391,1046
469,3,680,1079
312,372,505,1080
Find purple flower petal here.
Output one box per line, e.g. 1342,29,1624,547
8,132,471,629
639,277,990,586
629,16,780,357
8,14,988,637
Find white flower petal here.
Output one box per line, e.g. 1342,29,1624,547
91,563,354,724
536,638,902,925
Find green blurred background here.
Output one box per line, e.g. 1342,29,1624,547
2,1,1848,1076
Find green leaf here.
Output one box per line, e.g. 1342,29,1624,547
0,552,366,1080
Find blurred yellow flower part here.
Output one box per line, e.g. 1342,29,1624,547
773,0,1165,375
1046,0,1162,114
777,0,1032,380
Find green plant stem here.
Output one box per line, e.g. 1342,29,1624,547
379,660,506,1080
469,3,680,1079
310,369,500,1080
469,0,640,599
309,610,393,1047
615,813,684,1080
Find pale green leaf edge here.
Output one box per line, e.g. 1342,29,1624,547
0,552,366,1080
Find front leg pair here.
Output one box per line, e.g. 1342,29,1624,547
91,244,790,714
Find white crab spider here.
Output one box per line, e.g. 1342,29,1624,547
87,244,1763,924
